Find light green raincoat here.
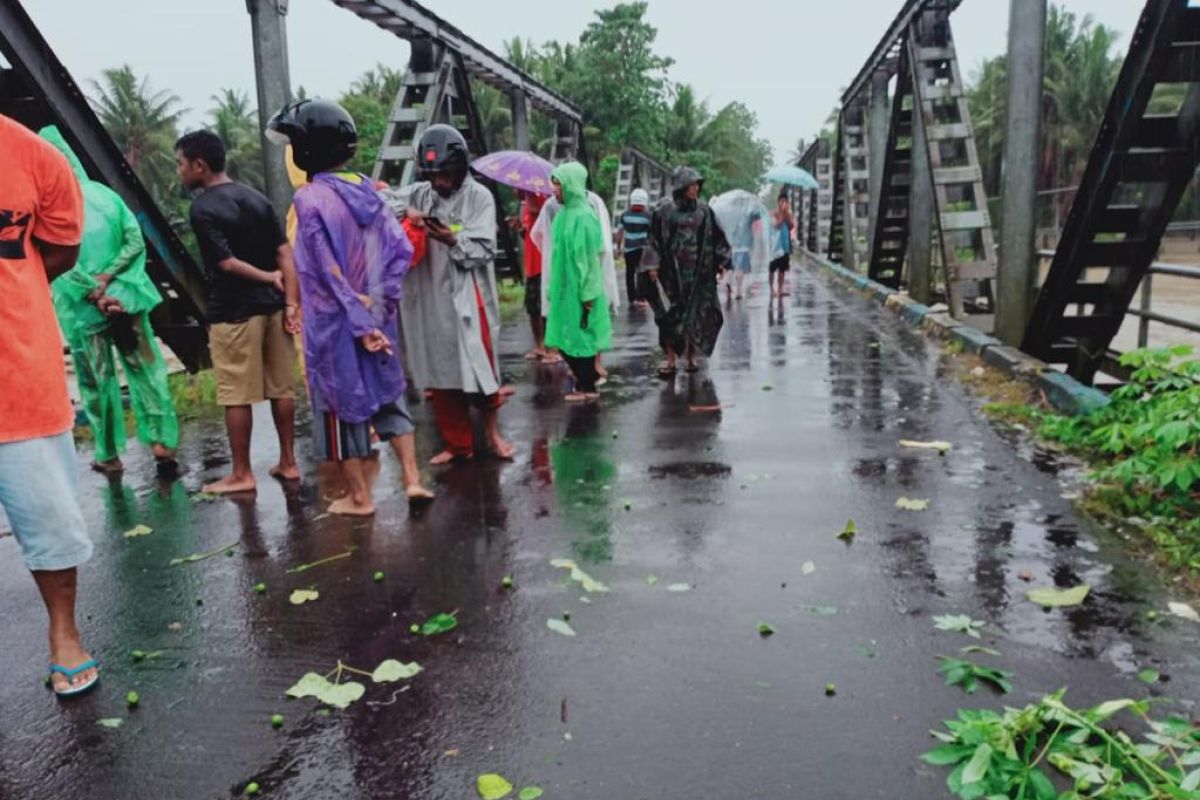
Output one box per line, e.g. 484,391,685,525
40,126,179,463
544,162,612,358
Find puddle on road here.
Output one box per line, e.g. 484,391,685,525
648,462,733,480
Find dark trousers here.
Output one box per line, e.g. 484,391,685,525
624,249,643,304
565,354,598,393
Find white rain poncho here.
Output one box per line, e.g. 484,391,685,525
531,190,619,317
710,190,772,273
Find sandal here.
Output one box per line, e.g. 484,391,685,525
49,659,101,699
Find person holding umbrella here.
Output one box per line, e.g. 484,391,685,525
770,193,796,298
639,166,730,377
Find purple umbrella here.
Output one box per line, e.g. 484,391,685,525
471,150,556,196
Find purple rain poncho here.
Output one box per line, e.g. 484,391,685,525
293,173,412,423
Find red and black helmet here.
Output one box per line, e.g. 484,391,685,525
416,124,469,178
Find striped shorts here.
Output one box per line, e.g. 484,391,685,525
313,397,415,462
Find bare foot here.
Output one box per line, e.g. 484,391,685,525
91,458,124,475
406,484,436,503
499,385,517,398
151,443,176,461
328,496,375,516
595,365,609,379
430,450,470,466
48,637,98,694
542,352,564,364
269,463,301,482
524,349,544,361
202,474,257,494
489,436,516,460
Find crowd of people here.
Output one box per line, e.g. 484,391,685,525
0,98,797,699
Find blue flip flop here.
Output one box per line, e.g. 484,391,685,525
48,659,101,699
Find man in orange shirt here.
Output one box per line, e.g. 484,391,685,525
0,113,98,698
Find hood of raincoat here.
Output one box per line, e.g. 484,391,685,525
552,161,590,208
38,125,88,182
314,171,385,227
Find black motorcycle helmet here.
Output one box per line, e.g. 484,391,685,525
417,124,469,182
266,99,357,176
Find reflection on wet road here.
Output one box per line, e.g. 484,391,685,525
1,267,1197,799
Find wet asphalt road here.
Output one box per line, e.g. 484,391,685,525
2,265,1199,800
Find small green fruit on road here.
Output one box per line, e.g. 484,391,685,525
244,782,261,796
126,690,140,707
374,571,385,582
254,583,267,594
825,683,837,697
501,576,514,589
409,624,420,634
271,714,284,729
1146,610,1159,621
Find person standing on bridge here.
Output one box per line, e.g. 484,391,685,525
177,130,302,494
544,161,612,402
770,193,795,299
383,124,513,464
267,99,434,515
640,166,731,376
615,188,652,308
39,126,180,477
0,112,98,698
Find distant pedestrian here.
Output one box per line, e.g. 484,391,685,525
513,190,554,362
383,125,513,464
40,126,180,476
544,161,611,403
0,112,98,698
615,188,652,308
267,99,433,515
177,130,301,494
770,193,794,298
640,166,731,376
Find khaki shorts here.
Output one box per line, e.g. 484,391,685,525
209,311,296,406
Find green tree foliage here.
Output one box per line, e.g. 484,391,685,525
338,63,404,174
209,88,263,191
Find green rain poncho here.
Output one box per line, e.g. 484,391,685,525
39,126,178,463
544,162,612,358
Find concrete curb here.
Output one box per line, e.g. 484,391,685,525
803,253,1109,415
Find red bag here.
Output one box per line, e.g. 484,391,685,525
402,217,428,268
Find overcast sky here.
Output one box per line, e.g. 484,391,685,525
19,0,1140,165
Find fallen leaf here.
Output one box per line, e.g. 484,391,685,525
933,614,985,639
421,613,459,636
477,774,514,800
289,589,320,606
856,641,880,659
801,561,816,575
371,660,422,684
837,520,857,541
97,718,124,729
758,622,776,637
895,497,930,511
547,618,576,637
169,541,239,566
961,645,1002,657
1168,602,1200,623
645,574,659,586
285,673,365,709
899,439,952,454
550,559,610,593
1027,585,1091,608
123,524,153,539
287,549,355,575
518,789,544,800
1137,669,1160,685
666,583,692,593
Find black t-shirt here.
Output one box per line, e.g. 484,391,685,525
189,182,287,323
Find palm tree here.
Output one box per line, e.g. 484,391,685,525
90,65,185,202
351,64,404,106
209,88,264,191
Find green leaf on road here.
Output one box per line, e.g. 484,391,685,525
758,622,776,637
895,497,930,511
371,660,422,684
421,613,459,636
1137,669,1160,685
97,718,124,729
169,541,239,566
962,743,993,785
476,774,513,799
933,614,985,639
285,673,365,709
1027,584,1091,608
286,548,354,575
645,574,659,586
518,789,544,800
550,559,610,593
547,618,576,637
123,524,153,539
961,645,1002,657
936,657,1012,695
837,520,857,541
289,589,320,606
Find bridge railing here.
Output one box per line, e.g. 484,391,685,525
1036,250,1200,351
